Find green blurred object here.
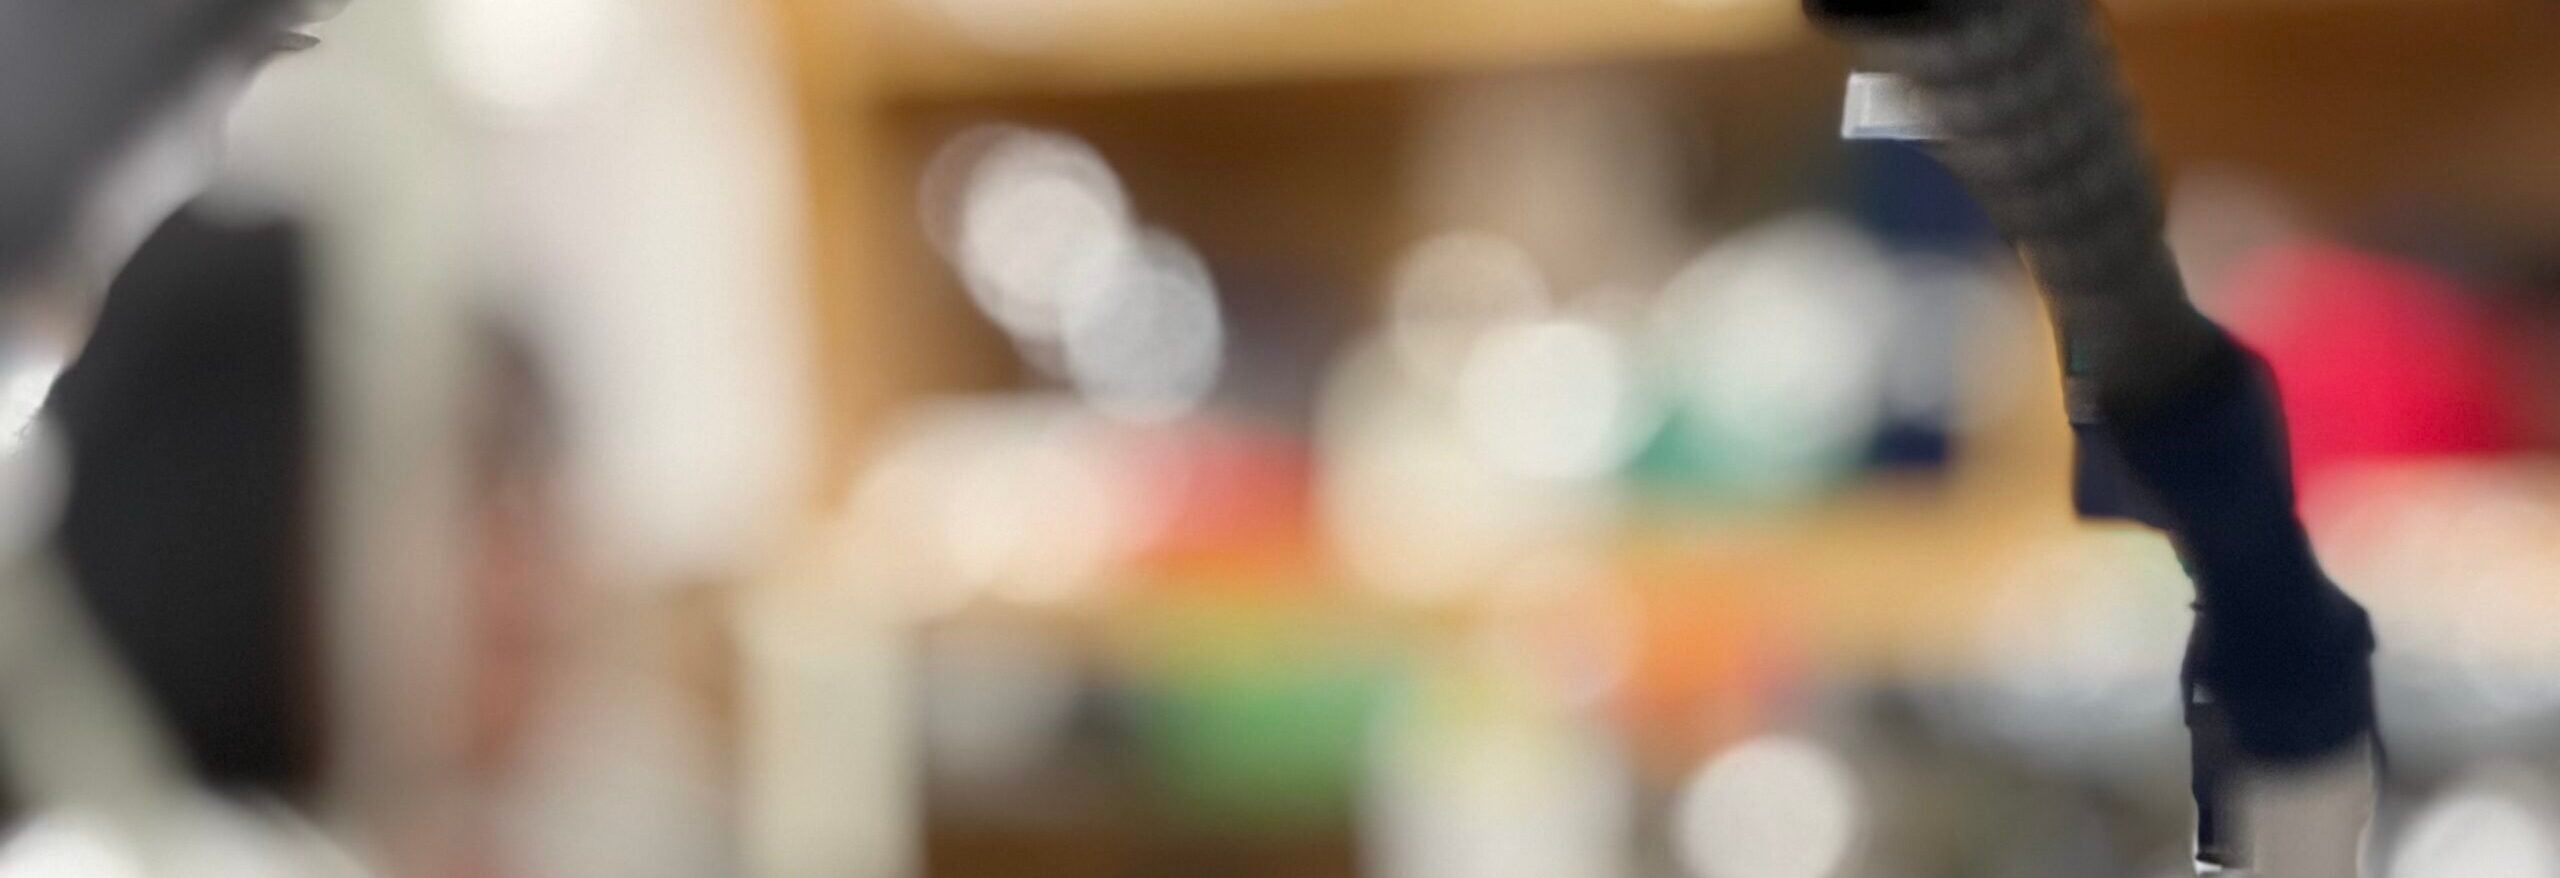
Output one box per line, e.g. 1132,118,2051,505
1122,598,1397,831
1625,406,1865,507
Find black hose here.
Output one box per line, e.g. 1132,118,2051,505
1806,0,2379,868
1816,0,2221,420
0,0,289,283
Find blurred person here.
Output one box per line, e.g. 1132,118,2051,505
441,324,734,878
10,1,768,874
458,330,567,801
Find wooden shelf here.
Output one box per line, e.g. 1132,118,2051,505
854,0,1812,100
846,0,2523,102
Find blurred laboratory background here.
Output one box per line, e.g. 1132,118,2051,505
8,0,2560,876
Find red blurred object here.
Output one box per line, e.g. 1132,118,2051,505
2224,242,2531,502
1121,422,1318,583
